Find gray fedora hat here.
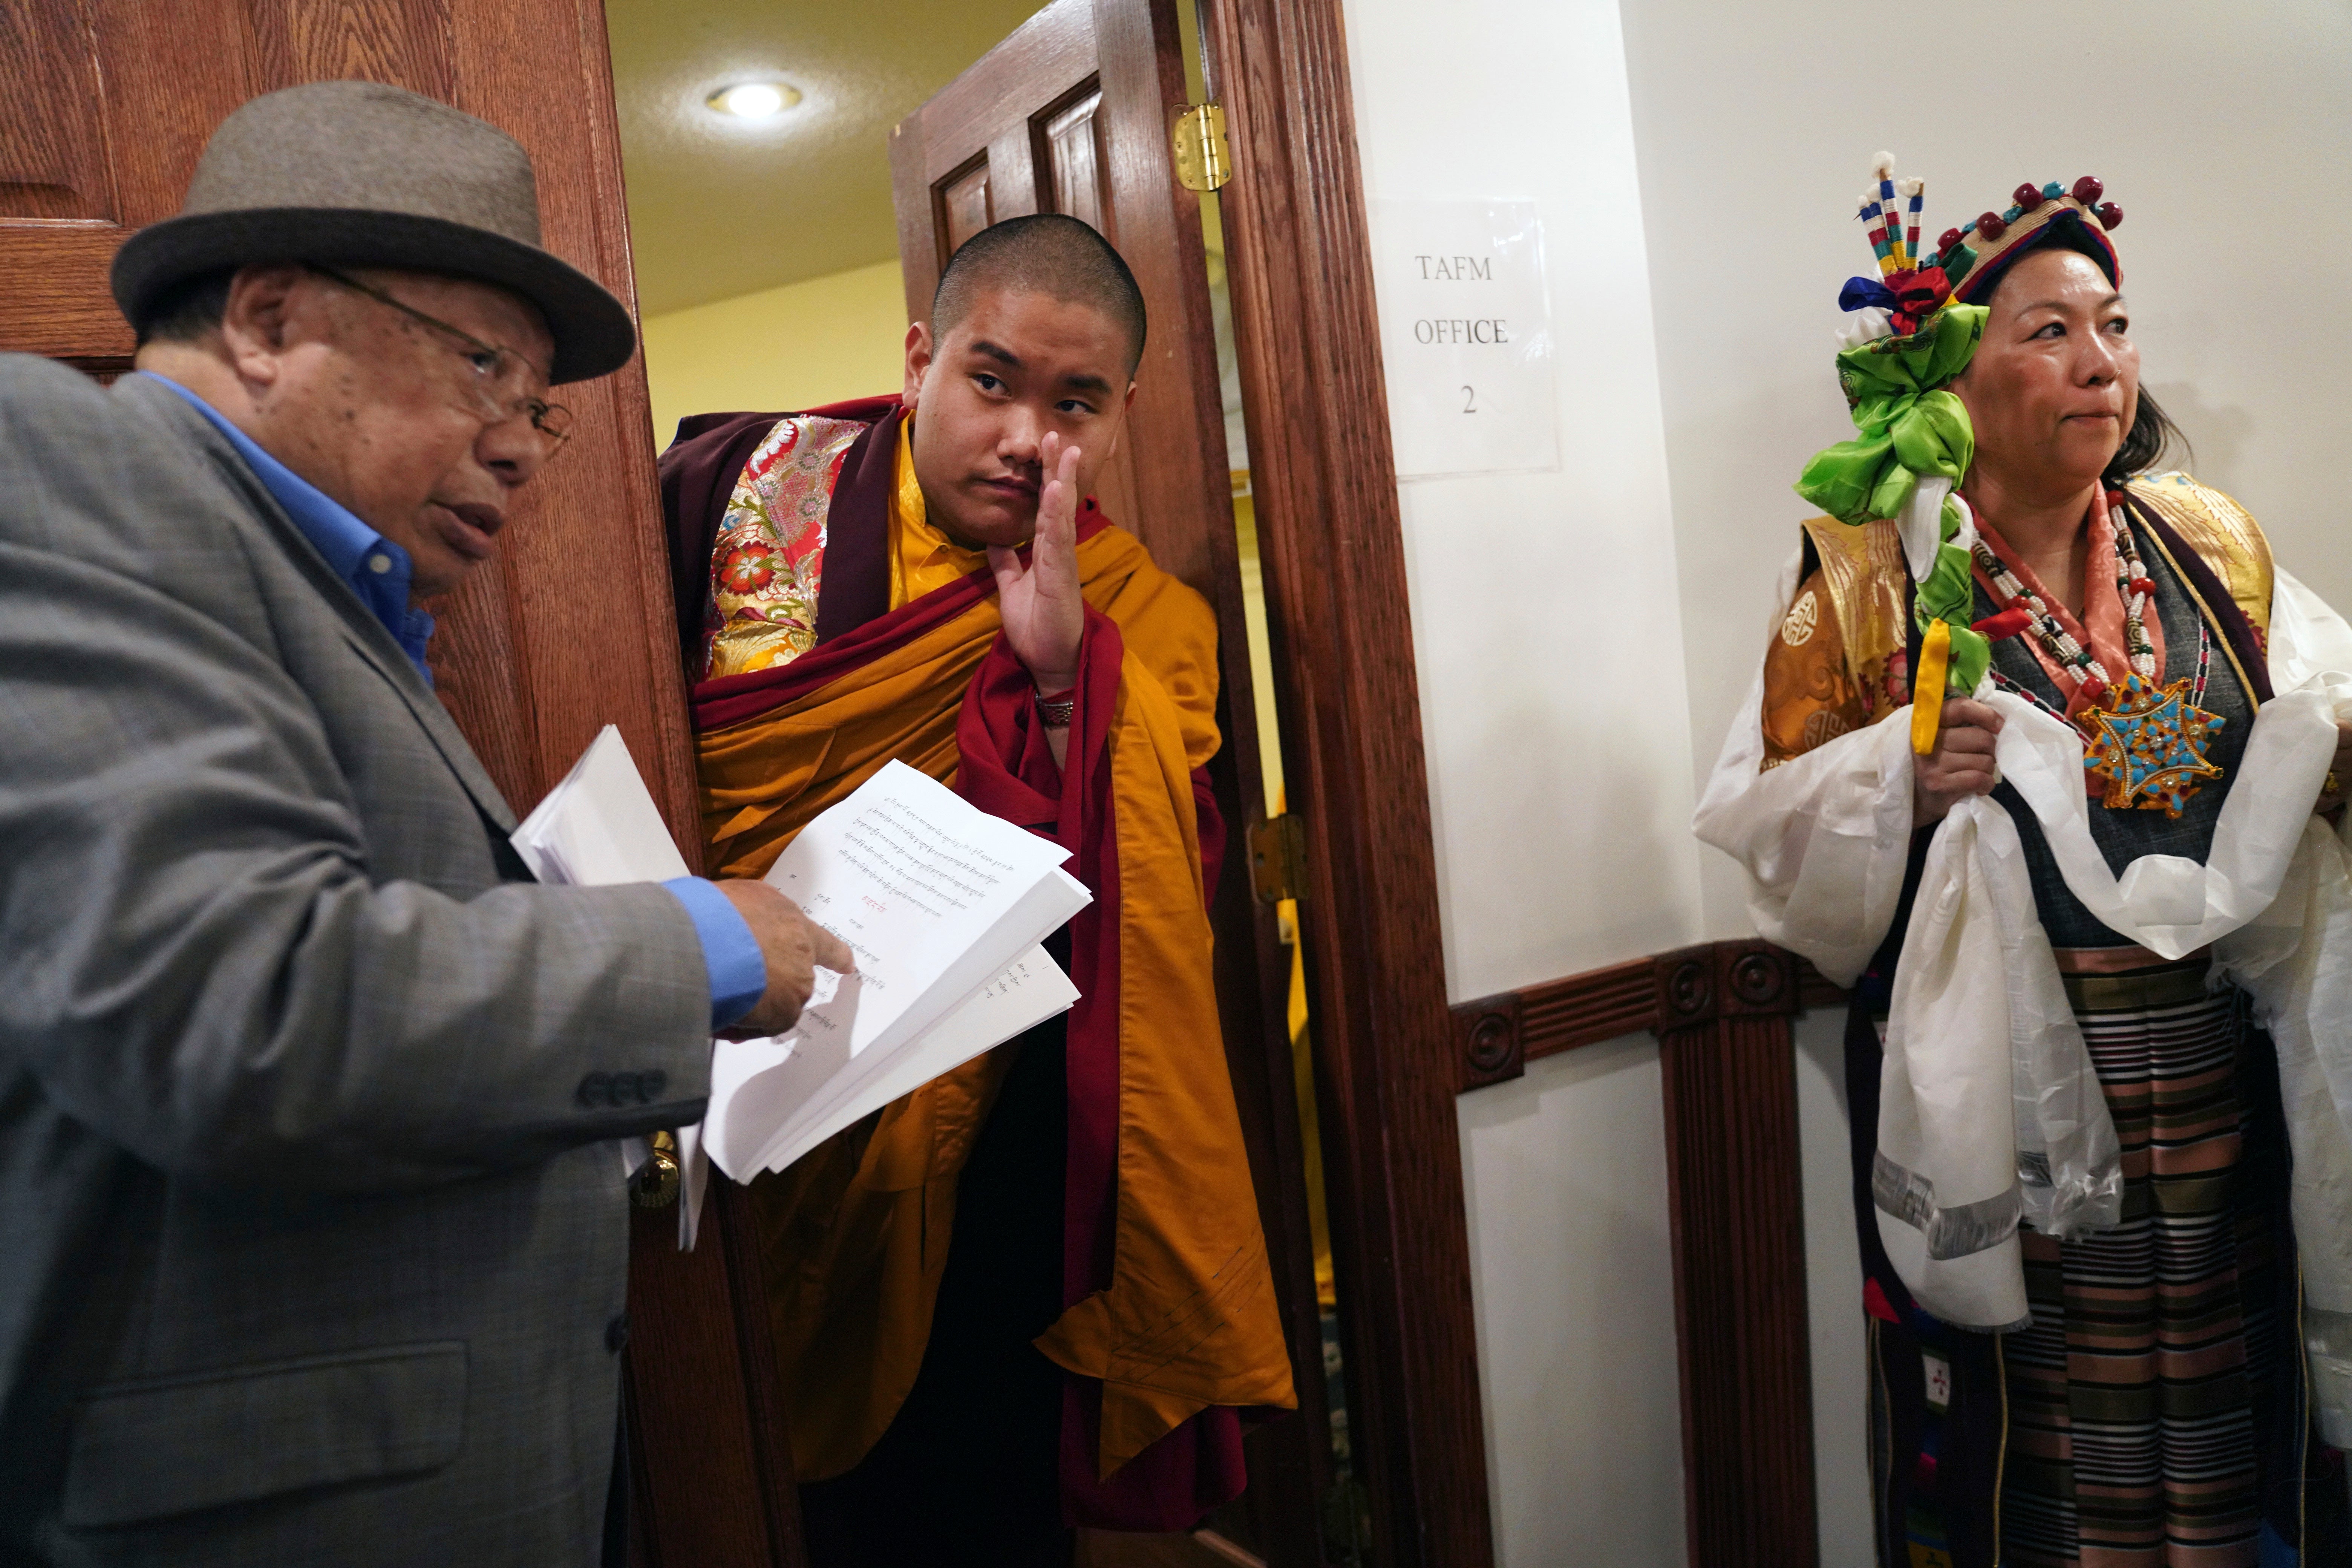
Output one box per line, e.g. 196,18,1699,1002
111,81,635,384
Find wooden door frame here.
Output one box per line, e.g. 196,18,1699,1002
1195,3,1497,1564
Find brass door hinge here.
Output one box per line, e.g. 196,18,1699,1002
1172,103,1231,192
1248,813,1307,904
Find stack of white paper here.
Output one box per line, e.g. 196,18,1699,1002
511,724,692,888
513,731,1089,1249
701,759,1090,1181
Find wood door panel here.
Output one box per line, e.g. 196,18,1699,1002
77,0,253,227
937,156,995,261
0,3,116,220
0,226,135,360
889,0,1093,321
442,0,698,828
245,0,459,98
1038,84,1110,234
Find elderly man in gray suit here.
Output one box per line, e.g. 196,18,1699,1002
0,83,850,1565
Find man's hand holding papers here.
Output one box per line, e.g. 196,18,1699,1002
714,880,856,1036
515,733,1090,1248
512,725,846,1032
700,760,1091,1184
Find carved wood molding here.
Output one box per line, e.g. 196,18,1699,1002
1452,949,1844,1093
1451,940,1831,1568
1453,956,1653,1091
1651,942,1817,1567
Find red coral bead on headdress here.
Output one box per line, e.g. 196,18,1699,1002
1976,211,2009,241
2071,175,2104,205
2012,182,2045,211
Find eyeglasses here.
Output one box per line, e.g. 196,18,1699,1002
307,265,574,455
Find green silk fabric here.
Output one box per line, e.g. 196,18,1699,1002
1792,305,1993,697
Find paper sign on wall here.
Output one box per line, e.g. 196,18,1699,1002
1371,200,1558,479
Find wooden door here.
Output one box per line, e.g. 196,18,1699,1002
891,6,1332,1563
0,6,804,1565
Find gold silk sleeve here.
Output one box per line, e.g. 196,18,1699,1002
2126,472,2275,642
1761,570,1870,769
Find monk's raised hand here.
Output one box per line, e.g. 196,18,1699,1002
992,429,1086,694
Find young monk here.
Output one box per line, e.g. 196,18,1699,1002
658,214,1294,1565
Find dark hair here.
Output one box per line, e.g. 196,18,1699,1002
132,266,240,346
2105,384,2190,488
931,214,1146,377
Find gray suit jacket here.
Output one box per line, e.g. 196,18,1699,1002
0,358,717,1565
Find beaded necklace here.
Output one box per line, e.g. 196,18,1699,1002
1972,491,2229,818
1990,618,2211,721
1968,490,2156,699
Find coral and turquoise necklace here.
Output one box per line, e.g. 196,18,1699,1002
1972,495,2226,818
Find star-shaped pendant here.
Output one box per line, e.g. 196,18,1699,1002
2077,674,2227,817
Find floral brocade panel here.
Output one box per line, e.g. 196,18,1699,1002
703,415,869,680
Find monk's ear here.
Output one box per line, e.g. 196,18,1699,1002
903,321,934,407
1093,381,1138,466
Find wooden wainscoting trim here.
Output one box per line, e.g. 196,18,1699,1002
1452,956,1653,1091
1652,941,1818,1567
1451,940,1836,1568
1452,949,1844,1092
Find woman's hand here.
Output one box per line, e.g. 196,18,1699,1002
2317,721,2352,818
1914,697,2004,824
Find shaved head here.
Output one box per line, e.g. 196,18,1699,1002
931,214,1146,377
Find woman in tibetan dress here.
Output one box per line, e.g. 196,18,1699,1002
1698,164,2352,1567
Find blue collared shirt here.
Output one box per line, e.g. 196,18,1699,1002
147,373,768,1030
145,372,439,682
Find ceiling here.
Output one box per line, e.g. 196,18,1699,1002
603,0,1052,317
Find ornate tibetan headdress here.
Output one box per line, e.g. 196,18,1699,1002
1794,155,2126,750
1841,156,2123,335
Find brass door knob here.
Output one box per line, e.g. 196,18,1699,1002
629,1129,682,1208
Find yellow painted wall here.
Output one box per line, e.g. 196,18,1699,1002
639,258,910,451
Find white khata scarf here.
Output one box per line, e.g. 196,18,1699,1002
1697,563,2352,1442
1871,573,2352,1439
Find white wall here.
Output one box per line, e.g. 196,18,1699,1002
1344,0,2352,1562
1456,1037,1686,1568
1339,0,1703,1560
1792,1009,1870,1566
1343,0,1705,1008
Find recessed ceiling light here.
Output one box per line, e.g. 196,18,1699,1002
707,82,799,120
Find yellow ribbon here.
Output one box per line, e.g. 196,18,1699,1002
1911,617,1951,755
